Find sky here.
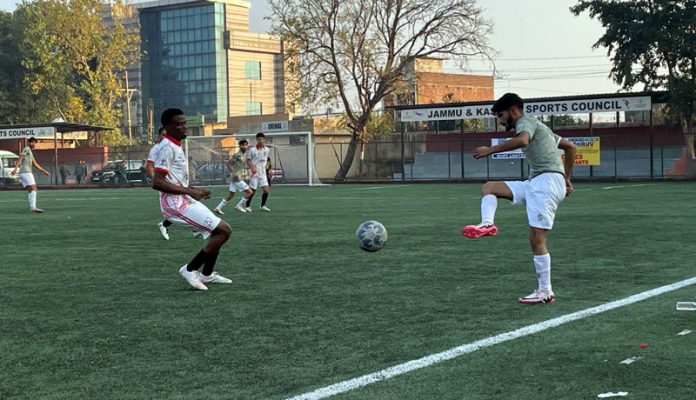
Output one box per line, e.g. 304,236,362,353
0,0,625,100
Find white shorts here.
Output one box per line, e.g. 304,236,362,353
163,200,222,240
504,172,566,230
228,180,250,193
249,173,269,190
19,173,36,188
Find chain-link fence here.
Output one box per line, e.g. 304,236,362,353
1,131,692,189
314,132,693,182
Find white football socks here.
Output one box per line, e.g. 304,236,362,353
216,198,228,210
534,253,552,291
237,197,247,207
480,194,497,225
28,190,37,209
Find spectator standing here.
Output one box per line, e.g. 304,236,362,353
59,162,69,185
74,160,86,185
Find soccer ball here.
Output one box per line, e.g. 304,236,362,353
356,220,388,252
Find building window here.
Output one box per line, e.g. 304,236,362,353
246,101,262,115
244,61,261,80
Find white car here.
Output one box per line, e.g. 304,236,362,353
0,150,20,185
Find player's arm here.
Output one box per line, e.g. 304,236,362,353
32,159,50,176
11,155,23,175
246,154,257,175
473,132,530,159
152,169,210,200
145,160,155,178
226,157,235,173
558,138,576,196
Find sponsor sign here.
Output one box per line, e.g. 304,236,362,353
399,96,651,122
568,136,600,166
262,121,289,132
0,126,55,139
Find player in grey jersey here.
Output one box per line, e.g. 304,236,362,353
462,93,576,305
12,137,50,213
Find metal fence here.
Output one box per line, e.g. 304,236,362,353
313,133,692,182
1,132,692,189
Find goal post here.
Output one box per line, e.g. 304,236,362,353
184,131,326,186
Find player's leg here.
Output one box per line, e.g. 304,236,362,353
20,173,42,213
260,174,270,211
462,181,517,238
245,190,255,209
214,184,236,214
246,176,258,211
157,219,172,240
519,227,555,304
238,187,253,210
519,173,566,304
233,181,251,212
173,202,232,288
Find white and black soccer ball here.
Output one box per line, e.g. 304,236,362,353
356,220,388,252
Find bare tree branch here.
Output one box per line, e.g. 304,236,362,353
270,0,494,179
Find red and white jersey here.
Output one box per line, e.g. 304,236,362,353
247,144,270,172
152,134,192,214
146,141,162,164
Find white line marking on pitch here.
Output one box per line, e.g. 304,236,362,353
0,197,140,203
285,277,696,400
602,184,652,190
352,185,412,190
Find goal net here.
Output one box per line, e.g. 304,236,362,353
184,131,325,186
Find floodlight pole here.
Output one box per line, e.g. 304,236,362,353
400,121,405,182
54,129,59,185
308,131,314,186
122,70,137,141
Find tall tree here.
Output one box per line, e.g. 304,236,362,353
0,11,53,123
571,0,696,139
18,0,139,144
269,0,493,180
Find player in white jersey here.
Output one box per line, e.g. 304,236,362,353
462,93,576,304
152,108,233,290
213,139,253,214
245,132,272,211
11,137,50,213
146,127,201,240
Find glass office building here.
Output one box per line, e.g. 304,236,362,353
140,2,228,123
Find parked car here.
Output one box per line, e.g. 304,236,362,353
92,160,145,184
0,150,20,185
195,162,228,185
268,167,285,184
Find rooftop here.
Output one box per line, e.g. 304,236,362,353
133,0,249,10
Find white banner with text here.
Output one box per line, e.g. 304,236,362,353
0,126,56,140
399,96,652,122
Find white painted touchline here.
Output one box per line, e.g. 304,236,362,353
352,185,412,190
285,277,696,400
602,184,652,190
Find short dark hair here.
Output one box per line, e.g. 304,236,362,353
161,108,184,126
256,132,265,139
28,137,37,143
158,126,167,135
239,139,248,145
491,93,524,113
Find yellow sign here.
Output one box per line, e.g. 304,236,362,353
568,137,600,166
